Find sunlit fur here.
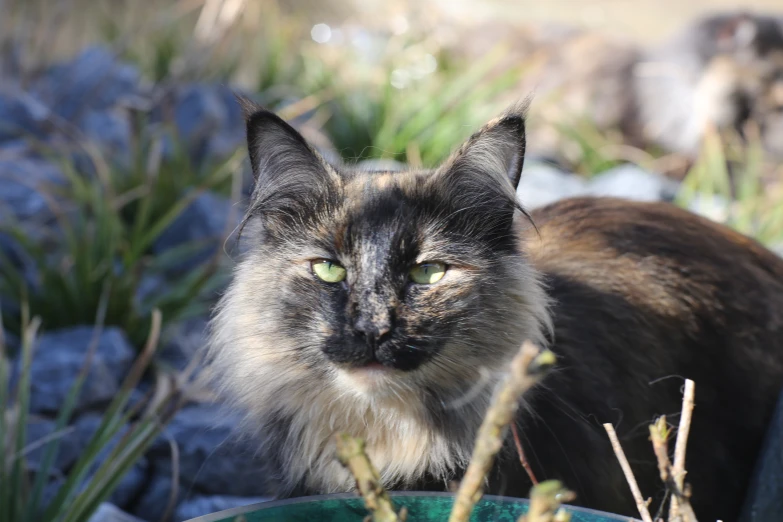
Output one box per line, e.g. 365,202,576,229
207,101,552,496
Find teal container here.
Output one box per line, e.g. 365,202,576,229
185,493,640,522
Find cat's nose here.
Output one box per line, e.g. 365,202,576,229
354,315,391,347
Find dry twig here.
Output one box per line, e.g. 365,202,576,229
335,433,407,522
511,422,539,486
603,423,654,522
669,380,695,521
649,416,698,522
448,341,557,522
518,480,576,522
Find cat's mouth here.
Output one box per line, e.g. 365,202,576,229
340,359,394,375
334,361,405,397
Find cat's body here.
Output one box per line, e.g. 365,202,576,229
207,101,783,522
501,197,783,519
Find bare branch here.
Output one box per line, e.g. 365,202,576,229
448,341,556,522
670,380,695,521
518,480,576,522
335,433,407,522
603,423,654,522
511,422,539,486
649,416,699,522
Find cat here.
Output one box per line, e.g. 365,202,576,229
446,11,783,170
631,11,783,160
206,99,783,522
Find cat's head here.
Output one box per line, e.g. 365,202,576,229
209,100,550,407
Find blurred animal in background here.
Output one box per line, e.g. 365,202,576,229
632,11,783,161
447,11,783,173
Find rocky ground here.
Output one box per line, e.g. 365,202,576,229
0,46,779,522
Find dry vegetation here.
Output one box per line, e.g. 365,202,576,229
336,342,704,522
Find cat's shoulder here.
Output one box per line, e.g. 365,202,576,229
521,196,783,286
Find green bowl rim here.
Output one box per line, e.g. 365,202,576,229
184,491,642,522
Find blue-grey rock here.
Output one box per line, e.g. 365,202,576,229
25,418,82,474
148,404,267,497
41,476,66,509
0,89,51,142
29,327,135,414
173,85,227,168
0,155,59,297
2,330,20,357
517,161,588,209
151,83,247,171
0,228,40,298
0,156,65,223
217,84,245,130
109,458,149,509
175,85,226,142
174,495,272,521
134,273,169,311
34,46,140,121
151,192,235,272
207,85,246,162
158,316,209,372
79,110,132,168
586,164,679,202
131,474,180,522
87,503,147,522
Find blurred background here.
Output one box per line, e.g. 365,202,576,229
1,1,782,522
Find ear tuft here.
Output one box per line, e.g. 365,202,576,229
234,93,264,122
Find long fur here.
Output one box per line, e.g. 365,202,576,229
207,103,552,496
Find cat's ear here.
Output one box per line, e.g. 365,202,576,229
712,13,759,52
238,95,338,222
436,101,527,192
430,102,527,218
239,95,333,183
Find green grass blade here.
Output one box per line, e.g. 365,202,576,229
0,305,10,522
41,310,162,522
9,309,41,521
23,285,111,521
61,418,167,522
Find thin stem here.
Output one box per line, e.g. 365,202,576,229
335,433,405,522
669,380,695,521
448,342,555,522
511,422,538,486
603,423,653,522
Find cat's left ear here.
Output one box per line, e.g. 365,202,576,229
236,94,340,227
436,101,527,192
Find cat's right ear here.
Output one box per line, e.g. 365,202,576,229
238,96,339,222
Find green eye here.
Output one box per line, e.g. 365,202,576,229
410,262,446,284
312,260,347,283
